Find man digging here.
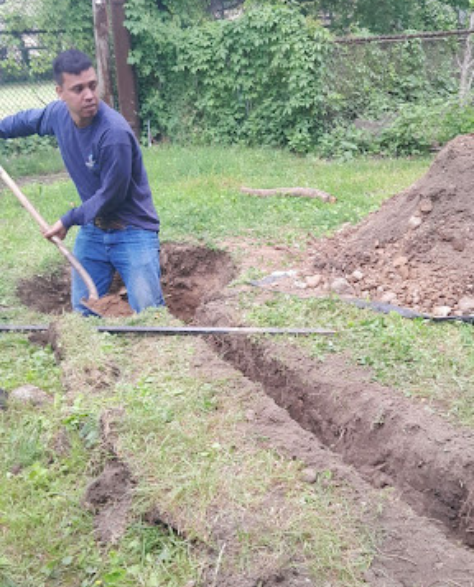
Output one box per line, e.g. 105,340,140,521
0,49,165,315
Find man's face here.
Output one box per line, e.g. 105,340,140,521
56,67,99,128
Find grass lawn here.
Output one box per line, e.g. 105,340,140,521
4,145,473,586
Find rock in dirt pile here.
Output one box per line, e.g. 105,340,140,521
297,134,474,317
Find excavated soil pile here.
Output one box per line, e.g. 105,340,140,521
296,134,474,317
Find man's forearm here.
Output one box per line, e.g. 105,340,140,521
0,108,50,139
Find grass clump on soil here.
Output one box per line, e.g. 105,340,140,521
0,333,61,393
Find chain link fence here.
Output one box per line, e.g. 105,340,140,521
0,0,94,118
330,33,464,116
315,31,474,155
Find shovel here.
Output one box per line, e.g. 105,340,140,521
0,164,102,315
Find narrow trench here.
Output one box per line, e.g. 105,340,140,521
18,243,474,550
197,315,474,550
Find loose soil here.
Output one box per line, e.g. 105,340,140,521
17,138,474,585
83,460,134,544
16,242,236,319
265,134,474,318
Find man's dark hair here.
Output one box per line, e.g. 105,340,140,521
53,49,93,85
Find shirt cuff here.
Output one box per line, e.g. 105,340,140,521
60,209,76,229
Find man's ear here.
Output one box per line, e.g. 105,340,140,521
55,85,63,100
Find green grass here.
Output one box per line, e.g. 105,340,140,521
1,149,65,178
0,314,372,586
0,145,428,319
1,144,429,252
145,145,429,244
2,144,461,586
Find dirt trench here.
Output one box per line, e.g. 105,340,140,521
197,297,474,546
18,240,474,584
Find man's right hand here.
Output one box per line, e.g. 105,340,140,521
43,219,68,241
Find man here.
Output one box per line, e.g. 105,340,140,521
0,49,165,315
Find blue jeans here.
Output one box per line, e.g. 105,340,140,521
72,224,165,315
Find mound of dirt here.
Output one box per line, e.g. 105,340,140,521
295,134,474,316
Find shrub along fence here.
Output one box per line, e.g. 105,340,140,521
126,3,474,156
320,31,471,156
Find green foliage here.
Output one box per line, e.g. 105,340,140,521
245,0,321,19
247,0,465,31
126,0,472,156
0,0,94,83
317,98,474,157
2,0,471,157
319,0,464,33
127,4,332,151
313,27,468,157
31,0,94,75
0,136,57,158
152,0,210,24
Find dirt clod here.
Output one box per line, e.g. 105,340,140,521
10,384,52,406
84,460,134,543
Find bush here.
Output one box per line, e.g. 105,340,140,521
127,3,332,151
0,135,58,158
315,97,474,158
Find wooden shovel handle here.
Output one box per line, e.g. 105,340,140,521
0,165,99,301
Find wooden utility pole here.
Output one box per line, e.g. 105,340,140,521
109,0,141,138
92,0,114,106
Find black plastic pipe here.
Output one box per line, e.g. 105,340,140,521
0,324,336,336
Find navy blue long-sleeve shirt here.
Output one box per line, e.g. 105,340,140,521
0,101,160,231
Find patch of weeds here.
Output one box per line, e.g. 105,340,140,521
0,335,62,393
2,415,46,470
62,408,101,450
0,416,99,586
95,523,197,587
